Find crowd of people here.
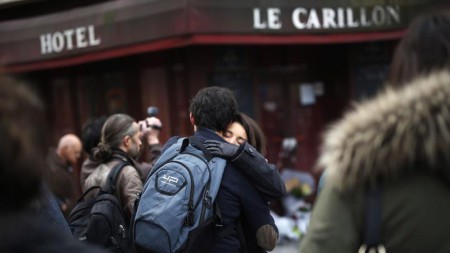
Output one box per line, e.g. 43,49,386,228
0,9,449,253
0,80,287,253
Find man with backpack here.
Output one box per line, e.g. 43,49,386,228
134,87,277,253
84,113,143,219
70,113,143,252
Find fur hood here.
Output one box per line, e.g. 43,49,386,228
319,71,450,191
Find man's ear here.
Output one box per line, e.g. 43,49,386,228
60,146,69,161
123,135,131,148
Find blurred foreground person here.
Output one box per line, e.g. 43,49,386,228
301,11,450,253
0,74,106,253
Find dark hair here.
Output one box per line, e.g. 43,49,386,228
81,116,107,157
189,86,238,131
0,75,47,211
92,113,137,162
388,10,450,87
235,113,267,156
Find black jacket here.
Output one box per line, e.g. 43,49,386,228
163,128,277,252
230,142,286,202
0,211,108,253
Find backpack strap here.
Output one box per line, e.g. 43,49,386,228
101,161,130,194
358,183,386,253
183,136,213,161
77,186,102,202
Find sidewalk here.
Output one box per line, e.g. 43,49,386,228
271,240,300,253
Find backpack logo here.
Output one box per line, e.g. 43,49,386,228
161,174,179,186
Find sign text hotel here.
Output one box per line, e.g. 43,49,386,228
40,25,101,55
253,5,400,30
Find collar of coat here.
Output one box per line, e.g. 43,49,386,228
320,70,450,191
111,148,136,167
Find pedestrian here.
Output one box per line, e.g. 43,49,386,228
205,112,287,201
44,133,82,216
83,113,143,219
80,116,107,188
161,87,277,252
388,10,450,87
0,74,107,253
300,10,450,253
33,184,73,237
136,116,163,182
206,112,286,252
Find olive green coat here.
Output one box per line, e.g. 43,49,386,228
301,71,450,253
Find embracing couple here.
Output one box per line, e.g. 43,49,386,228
161,86,286,253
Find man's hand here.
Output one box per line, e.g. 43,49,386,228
145,117,162,131
204,140,240,159
139,117,162,145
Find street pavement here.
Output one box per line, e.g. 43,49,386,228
271,240,300,253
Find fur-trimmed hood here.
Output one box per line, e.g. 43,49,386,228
319,71,450,191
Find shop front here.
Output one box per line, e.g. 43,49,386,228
0,0,447,176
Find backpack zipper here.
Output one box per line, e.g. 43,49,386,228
175,152,211,223
180,152,212,223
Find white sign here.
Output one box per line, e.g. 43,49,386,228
40,25,101,55
253,8,282,29
300,84,316,105
253,5,400,30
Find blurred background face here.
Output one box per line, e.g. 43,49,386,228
64,144,82,164
128,122,142,159
223,122,247,146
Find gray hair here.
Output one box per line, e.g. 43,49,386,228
92,113,137,162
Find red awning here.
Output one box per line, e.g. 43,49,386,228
0,0,445,73
4,31,406,73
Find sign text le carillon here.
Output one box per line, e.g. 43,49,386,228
253,5,401,30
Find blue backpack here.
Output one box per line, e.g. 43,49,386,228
132,137,227,253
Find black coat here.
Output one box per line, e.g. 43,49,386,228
230,141,286,202
163,128,277,253
0,211,108,253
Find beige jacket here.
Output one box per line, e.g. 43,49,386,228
83,154,143,219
